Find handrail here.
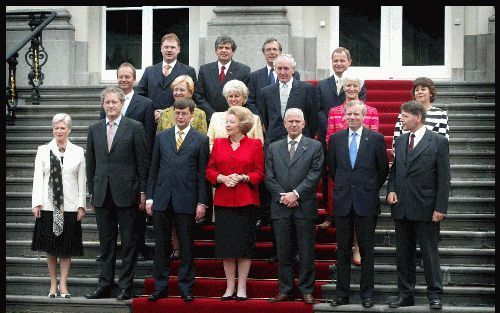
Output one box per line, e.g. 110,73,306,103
5,11,57,61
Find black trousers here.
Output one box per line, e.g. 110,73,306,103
335,210,377,299
152,206,195,295
95,186,139,291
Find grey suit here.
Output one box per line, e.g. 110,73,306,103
86,116,149,292
265,136,323,295
387,128,451,300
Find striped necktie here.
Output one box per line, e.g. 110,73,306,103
176,130,184,151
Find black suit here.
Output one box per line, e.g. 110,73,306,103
247,67,300,116
86,116,149,292
387,128,450,300
146,126,209,295
137,61,197,110
327,127,388,300
258,79,319,146
194,60,251,120
265,136,323,296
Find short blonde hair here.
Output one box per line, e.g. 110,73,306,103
227,106,254,135
52,113,72,130
222,79,248,104
342,75,364,89
171,75,195,97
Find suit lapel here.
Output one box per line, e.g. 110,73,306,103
153,63,164,88
398,133,409,168
177,128,195,153
109,117,127,153
339,130,351,168
125,94,138,117
289,136,308,167
278,139,290,165
353,127,369,169
210,62,223,89
225,62,238,83
286,80,300,110
163,62,180,88
408,129,432,163
98,120,107,155
168,128,177,153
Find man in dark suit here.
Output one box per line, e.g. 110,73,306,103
137,33,197,116
85,87,149,300
317,46,367,229
327,100,389,308
246,38,300,115
258,54,318,147
387,100,450,310
99,62,155,261
145,98,209,302
266,108,323,305
194,35,251,121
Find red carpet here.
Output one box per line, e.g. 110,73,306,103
132,80,412,313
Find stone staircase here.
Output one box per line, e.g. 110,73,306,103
5,82,495,313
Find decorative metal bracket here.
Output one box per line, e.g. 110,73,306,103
25,13,48,105
6,53,19,126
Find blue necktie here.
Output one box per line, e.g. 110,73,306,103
268,68,275,84
349,132,358,169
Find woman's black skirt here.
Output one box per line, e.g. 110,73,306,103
215,205,257,259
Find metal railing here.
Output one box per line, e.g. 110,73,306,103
5,10,57,125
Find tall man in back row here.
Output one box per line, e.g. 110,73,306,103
387,100,450,310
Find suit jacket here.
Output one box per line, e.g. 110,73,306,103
32,139,86,212
86,117,149,208
327,127,389,216
316,75,367,143
137,61,197,110
258,79,319,145
265,136,323,221
194,60,251,119
146,127,209,214
247,66,300,116
387,128,451,221
99,92,155,156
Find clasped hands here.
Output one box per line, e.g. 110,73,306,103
280,192,299,208
218,173,246,188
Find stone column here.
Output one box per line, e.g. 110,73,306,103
6,8,77,87
486,14,495,81
204,6,291,72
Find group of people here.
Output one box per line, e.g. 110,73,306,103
31,32,450,310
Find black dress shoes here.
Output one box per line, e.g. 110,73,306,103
389,295,415,308
84,287,111,299
268,293,294,302
330,296,350,306
430,298,443,310
116,289,131,300
182,293,194,302
148,290,168,302
362,298,374,308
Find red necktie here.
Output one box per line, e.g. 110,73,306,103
219,65,226,82
409,133,415,151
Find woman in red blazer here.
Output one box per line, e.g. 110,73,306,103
206,106,264,301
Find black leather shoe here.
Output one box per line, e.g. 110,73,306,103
430,298,442,310
389,295,415,308
255,219,262,229
148,290,167,302
95,255,101,262
116,289,131,300
235,296,248,301
267,255,278,263
84,287,111,299
182,293,194,302
362,298,374,308
330,297,350,306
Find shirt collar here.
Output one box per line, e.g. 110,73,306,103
175,124,191,135
106,114,122,126
287,133,302,144
163,59,177,70
349,127,363,138
125,90,134,100
218,60,231,71
412,125,426,139
280,77,293,87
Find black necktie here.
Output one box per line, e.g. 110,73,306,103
268,68,275,84
409,133,415,151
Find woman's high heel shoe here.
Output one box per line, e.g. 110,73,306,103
170,249,181,260
58,286,71,298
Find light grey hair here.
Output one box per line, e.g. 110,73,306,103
100,86,125,104
52,113,72,130
343,99,367,116
227,106,254,134
273,53,296,68
284,108,304,121
222,79,249,103
342,75,365,89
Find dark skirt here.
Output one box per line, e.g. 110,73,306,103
215,205,257,259
31,210,84,257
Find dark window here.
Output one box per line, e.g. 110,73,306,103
339,6,381,67
402,6,445,66
152,8,190,65
105,10,142,70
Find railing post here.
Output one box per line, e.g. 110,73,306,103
24,12,48,105
6,53,19,125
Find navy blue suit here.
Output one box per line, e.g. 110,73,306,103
146,126,209,296
194,60,250,120
258,79,319,146
247,67,300,116
137,61,197,110
327,127,388,300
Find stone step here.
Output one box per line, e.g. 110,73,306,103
434,82,495,93
447,113,494,126
448,138,495,151
6,136,87,150
7,125,91,138
381,196,495,214
6,295,131,313
449,150,495,165
314,302,495,313
439,102,495,114
435,91,495,103
12,114,100,126
319,283,495,307
15,104,101,115
6,239,494,267
450,164,495,180
6,207,97,224
449,125,495,138
376,213,495,232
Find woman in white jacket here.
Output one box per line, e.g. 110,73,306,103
31,113,86,298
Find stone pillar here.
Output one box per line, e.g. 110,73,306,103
204,6,291,72
486,14,495,81
6,8,77,87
